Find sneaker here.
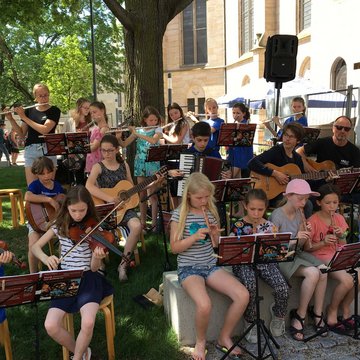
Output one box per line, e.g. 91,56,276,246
82,347,91,360
244,320,258,344
118,264,128,282
269,302,285,337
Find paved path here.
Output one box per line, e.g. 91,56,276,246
181,326,360,359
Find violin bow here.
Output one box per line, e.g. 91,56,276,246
59,199,127,262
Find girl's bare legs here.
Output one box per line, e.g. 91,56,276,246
118,217,141,281
207,269,249,355
11,152,18,165
137,176,148,228
327,270,354,324
182,276,211,360
72,302,99,360
147,183,159,229
45,308,75,354
28,231,41,273
291,266,322,339
312,270,327,319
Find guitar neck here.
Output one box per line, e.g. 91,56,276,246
125,174,157,198
290,171,328,181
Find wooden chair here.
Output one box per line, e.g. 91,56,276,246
62,294,115,360
0,189,25,228
0,319,13,360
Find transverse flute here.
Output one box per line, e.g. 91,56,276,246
0,103,49,116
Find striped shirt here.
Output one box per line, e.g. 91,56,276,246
52,226,92,271
171,208,217,267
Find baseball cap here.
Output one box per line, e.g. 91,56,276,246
283,179,320,196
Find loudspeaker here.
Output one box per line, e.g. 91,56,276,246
264,34,298,83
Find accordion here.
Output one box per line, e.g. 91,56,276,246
177,154,223,196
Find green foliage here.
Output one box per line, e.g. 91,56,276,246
42,35,92,111
0,165,187,360
0,0,124,110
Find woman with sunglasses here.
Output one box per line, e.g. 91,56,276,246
297,116,360,172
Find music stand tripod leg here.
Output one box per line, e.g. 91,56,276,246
220,266,279,360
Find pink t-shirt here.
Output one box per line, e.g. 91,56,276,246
85,126,103,173
308,212,348,263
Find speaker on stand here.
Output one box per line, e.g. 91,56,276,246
264,34,299,126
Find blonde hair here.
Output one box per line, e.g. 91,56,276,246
33,83,50,98
174,172,219,241
204,97,218,112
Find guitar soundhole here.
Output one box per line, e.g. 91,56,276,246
119,191,129,202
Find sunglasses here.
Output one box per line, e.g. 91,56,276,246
334,125,351,132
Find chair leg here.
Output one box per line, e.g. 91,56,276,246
0,198,3,222
0,319,13,360
16,192,25,225
101,307,115,360
9,193,18,228
62,314,74,360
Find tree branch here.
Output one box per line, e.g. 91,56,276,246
166,0,193,23
102,0,134,31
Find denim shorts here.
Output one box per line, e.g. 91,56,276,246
24,143,57,167
178,264,221,285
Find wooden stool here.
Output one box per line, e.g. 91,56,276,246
0,319,13,360
0,189,25,228
62,294,115,360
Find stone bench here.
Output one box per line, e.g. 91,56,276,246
163,269,355,346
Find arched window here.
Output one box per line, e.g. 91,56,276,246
331,58,347,90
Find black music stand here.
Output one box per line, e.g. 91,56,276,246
218,232,296,360
333,171,360,242
43,132,90,185
0,269,83,359
95,202,117,230
146,144,189,162
302,127,320,144
217,123,257,147
212,178,253,232
305,242,360,341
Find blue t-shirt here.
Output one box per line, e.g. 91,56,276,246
277,115,307,138
202,117,224,151
187,144,221,159
27,179,64,197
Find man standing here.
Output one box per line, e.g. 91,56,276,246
0,121,11,166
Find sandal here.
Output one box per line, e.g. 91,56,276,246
328,321,348,335
308,306,328,337
342,317,356,330
289,309,305,341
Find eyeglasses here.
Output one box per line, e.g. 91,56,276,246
334,125,351,132
100,148,116,153
81,106,90,110
37,94,49,98
282,133,296,139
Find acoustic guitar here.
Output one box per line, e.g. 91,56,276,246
250,160,336,200
25,194,66,233
92,166,168,224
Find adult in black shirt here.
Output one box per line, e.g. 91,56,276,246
249,122,305,184
297,115,360,170
248,122,310,211
5,83,61,184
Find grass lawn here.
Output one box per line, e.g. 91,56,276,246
0,165,188,360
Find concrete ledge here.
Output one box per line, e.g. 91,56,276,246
163,269,356,346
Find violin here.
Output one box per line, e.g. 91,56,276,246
61,217,132,266
0,240,27,269
68,218,116,253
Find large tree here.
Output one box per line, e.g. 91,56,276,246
0,0,124,110
102,0,193,119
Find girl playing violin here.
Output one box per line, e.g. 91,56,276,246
170,172,248,360
305,184,355,334
86,134,142,282
32,185,113,360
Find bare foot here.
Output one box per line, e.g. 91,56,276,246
192,340,206,360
